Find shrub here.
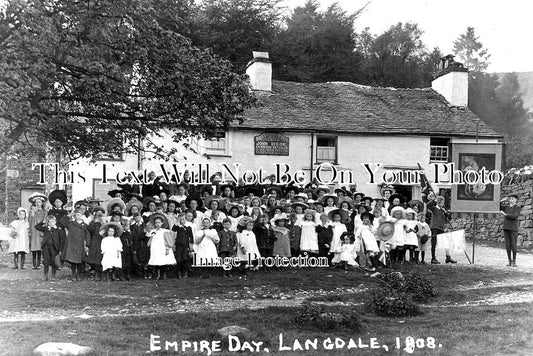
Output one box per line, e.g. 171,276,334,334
295,303,362,331
368,288,421,317
380,272,436,303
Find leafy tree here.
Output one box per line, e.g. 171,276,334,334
496,73,530,138
190,0,283,72
357,22,436,88
0,0,255,161
271,0,364,83
453,27,490,74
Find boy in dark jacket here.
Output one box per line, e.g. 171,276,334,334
427,194,456,264
218,219,237,278
35,215,65,281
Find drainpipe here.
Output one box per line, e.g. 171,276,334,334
310,133,315,182
3,152,8,224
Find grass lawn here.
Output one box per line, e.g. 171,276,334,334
1,256,533,356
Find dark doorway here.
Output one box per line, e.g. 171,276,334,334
392,185,413,202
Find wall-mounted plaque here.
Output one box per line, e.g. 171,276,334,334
254,133,289,156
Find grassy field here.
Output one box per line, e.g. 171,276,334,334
1,250,533,356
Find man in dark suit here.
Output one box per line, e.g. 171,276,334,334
500,194,521,267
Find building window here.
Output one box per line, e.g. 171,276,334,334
316,136,337,163
204,131,228,155
430,137,450,163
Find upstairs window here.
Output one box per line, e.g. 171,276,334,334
316,136,337,164
430,137,450,163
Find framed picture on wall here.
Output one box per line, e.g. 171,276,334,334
450,143,503,213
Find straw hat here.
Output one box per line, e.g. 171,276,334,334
390,206,406,219
99,222,124,237
107,198,126,215
376,221,395,241
149,213,169,229
28,192,47,204
328,208,348,222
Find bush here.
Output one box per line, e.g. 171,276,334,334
380,272,436,303
368,288,421,317
295,303,362,331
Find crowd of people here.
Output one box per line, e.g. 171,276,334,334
5,172,471,282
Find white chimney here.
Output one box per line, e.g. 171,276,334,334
431,55,468,107
246,51,272,91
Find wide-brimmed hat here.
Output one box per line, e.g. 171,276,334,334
389,193,407,205
313,185,330,195
127,193,143,201
204,195,226,211
328,208,348,222
49,190,67,206
126,201,143,216
334,187,352,197
354,204,371,213
320,194,338,206
227,203,244,215
284,185,301,196
108,188,125,198
149,213,169,229
92,206,106,215
99,222,124,237
272,213,289,224
296,192,308,200
380,185,395,196
28,192,48,204
166,199,180,208
407,199,424,212
507,193,519,200
219,183,235,192
265,186,283,197
238,216,254,226
185,195,203,209
107,198,126,215
74,200,90,209
338,196,354,209
390,206,406,219
373,197,386,203
143,196,156,207
291,202,309,210
157,188,170,196
376,221,395,241
360,211,375,223
404,208,417,216
352,192,365,200
362,196,374,203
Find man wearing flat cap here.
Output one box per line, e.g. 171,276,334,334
500,194,522,267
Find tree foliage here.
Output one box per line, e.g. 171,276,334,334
189,0,283,72
0,0,256,160
271,0,363,83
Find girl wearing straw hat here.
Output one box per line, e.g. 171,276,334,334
147,213,176,280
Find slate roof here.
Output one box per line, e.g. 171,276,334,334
238,81,502,138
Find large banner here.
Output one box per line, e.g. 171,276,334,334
450,143,503,213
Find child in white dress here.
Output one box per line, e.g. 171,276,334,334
147,214,176,280
417,213,431,264
236,217,261,279
194,217,220,277
404,208,419,264
339,232,358,271
9,208,30,269
355,212,380,270
299,210,319,255
389,206,407,265
100,223,123,282
328,210,347,265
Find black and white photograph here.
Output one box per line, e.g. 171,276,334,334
0,0,532,355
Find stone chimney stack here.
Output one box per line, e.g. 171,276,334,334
246,51,272,91
431,54,468,107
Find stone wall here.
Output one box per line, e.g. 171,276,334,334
449,179,533,246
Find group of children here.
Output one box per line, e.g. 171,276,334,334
6,182,453,282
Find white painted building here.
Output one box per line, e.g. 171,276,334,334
70,53,502,206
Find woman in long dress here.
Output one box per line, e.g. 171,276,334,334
28,193,48,269
10,208,30,269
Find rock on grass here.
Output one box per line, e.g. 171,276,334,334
34,342,92,356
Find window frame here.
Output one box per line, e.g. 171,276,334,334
315,135,338,164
